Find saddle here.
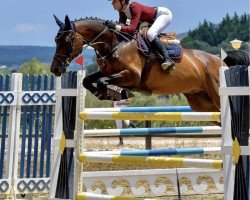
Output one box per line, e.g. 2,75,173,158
137,22,183,63
97,23,184,101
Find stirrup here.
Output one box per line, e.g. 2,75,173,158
161,60,175,70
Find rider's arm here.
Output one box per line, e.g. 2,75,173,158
116,3,141,34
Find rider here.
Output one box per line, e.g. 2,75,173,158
105,0,175,70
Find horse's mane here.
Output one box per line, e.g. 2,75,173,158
73,17,116,23
224,50,250,66
73,17,132,42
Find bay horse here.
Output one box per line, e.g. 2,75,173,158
50,15,245,112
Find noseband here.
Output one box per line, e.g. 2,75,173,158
53,26,110,71
54,29,76,70
53,24,133,73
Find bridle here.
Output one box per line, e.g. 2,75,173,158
53,26,112,72
53,22,142,72
53,29,77,71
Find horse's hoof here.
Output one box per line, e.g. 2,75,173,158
121,89,128,99
122,89,135,98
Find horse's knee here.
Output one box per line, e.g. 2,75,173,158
82,77,97,93
83,71,105,89
82,77,91,88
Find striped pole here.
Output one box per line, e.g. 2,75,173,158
84,126,221,137
79,112,221,121
82,147,221,156
78,154,223,169
77,192,157,200
84,106,192,113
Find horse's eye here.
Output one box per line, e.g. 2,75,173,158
65,35,71,42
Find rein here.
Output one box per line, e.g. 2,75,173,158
54,30,76,67
54,22,147,71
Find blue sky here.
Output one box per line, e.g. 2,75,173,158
0,0,249,46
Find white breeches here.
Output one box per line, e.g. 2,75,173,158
147,7,172,42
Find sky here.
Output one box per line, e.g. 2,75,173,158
0,0,249,46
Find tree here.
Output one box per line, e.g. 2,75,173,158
189,20,217,46
19,58,51,75
181,13,249,53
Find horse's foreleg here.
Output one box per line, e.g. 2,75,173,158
82,71,105,95
104,69,140,87
96,69,140,100
82,71,129,101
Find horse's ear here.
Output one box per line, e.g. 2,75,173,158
64,15,71,30
54,14,63,27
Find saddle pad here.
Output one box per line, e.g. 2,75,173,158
136,32,183,59
166,44,183,59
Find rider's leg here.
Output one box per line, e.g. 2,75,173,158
147,7,175,70
151,36,175,70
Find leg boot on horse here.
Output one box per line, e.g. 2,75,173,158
151,36,175,70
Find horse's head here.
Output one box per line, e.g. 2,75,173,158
51,15,84,76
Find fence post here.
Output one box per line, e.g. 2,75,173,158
220,66,234,200
49,75,63,198
145,121,152,149
73,71,86,199
7,73,22,198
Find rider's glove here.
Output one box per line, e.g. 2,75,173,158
104,20,116,29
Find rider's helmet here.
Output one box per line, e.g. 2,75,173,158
109,0,130,4
122,0,130,3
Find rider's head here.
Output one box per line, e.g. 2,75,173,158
111,0,129,11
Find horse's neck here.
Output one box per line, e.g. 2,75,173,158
76,20,117,54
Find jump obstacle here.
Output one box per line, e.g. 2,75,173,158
78,108,222,171
83,126,221,137
49,66,249,199
0,66,249,199
75,106,223,199
48,66,250,200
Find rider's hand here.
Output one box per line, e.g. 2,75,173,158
104,20,116,29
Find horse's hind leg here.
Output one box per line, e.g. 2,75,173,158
204,76,220,110
184,92,221,126
184,92,219,112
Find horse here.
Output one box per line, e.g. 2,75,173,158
50,15,247,112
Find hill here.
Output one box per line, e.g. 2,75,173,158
0,45,95,70
0,30,200,72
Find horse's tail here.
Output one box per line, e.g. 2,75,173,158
224,50,250,66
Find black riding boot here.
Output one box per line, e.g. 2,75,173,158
151,36,175,70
